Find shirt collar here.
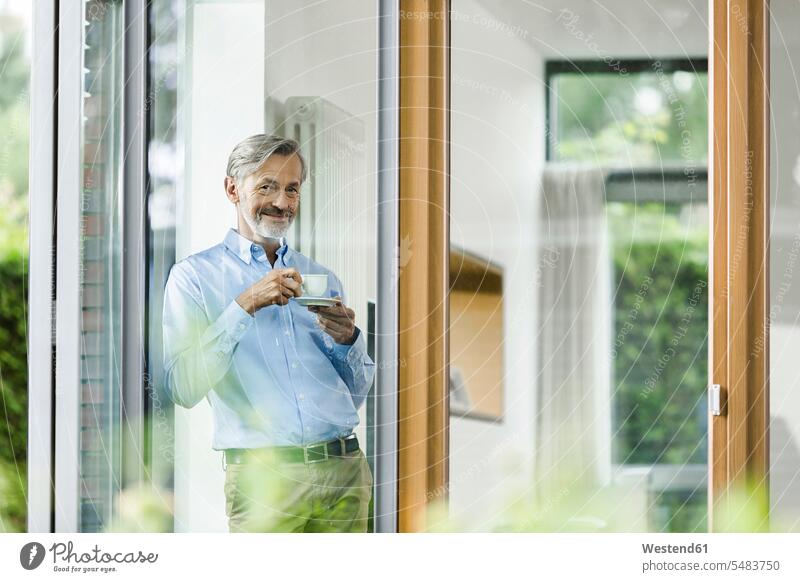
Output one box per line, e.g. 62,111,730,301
223,228,292,265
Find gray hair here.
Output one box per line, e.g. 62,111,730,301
226,134,308,184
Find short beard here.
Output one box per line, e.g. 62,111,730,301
241,206,293,239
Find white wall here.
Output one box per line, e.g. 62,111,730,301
262,0,378,461
174,1,265,532
486,0,708,59
263,0,378,351
446,0,545,528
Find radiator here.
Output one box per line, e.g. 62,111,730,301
280,97,373,327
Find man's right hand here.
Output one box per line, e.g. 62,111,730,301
235,268,303,315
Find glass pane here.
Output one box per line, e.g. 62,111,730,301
0,0,32,533
446,0,708,532
552,69,708,165
769,1,800,533
147,0,379,532
608,200,708,532
79,0,124,532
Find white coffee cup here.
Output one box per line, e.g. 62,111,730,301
300,273,328,297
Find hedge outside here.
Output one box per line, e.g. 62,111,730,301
0,254,28,532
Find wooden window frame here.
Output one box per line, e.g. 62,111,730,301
709,0,770,531
397,0,451,532
395,0,772,533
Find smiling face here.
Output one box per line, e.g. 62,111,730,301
226,153,303,241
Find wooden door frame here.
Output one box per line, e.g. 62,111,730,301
397,0,450,532
709,0,770,531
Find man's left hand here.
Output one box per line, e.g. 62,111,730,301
309,296,357,345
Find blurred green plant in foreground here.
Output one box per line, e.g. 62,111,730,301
423,460,787,534
0,257,27,532
425,466,654,533
106,483,174,533
94,455,793,533
0,5,30,532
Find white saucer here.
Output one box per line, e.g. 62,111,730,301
293,296,341,307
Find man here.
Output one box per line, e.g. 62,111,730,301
162,134,375,532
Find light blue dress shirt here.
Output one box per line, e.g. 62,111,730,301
162,228,375,449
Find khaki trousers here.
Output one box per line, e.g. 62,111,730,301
224,447,373,533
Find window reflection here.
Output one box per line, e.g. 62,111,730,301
80,0,124,533
146,0,378,532
0,0,31,534
447,0,708,532
769,0,800,532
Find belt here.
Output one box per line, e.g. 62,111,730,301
224,434,360,465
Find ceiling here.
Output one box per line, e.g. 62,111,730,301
475,0,710,59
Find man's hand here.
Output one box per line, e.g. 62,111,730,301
236,268,303,315
309,296,357,344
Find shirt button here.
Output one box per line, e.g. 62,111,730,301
291,362,298,369
298,394,305,400
284,330,291,336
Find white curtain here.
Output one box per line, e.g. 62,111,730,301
535,165,612,496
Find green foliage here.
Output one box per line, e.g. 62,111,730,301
554,71,708,165
0,256,28,532
655,490,707,533
0,458,26,532
609,201,708,532
714,479,771,533
0,10,29,532
0,184,26,261
0,12,29,261
610,202,708,465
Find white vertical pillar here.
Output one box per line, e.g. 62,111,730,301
27,0,57,534
54,0,85,533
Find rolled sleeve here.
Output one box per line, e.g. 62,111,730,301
332,327,366,365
